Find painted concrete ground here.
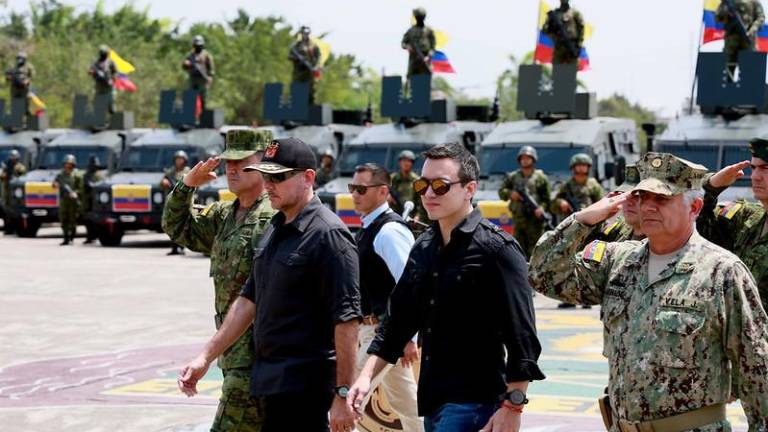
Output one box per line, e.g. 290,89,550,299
0,227,749,431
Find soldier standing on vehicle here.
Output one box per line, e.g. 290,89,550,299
163,130,276,432
81,156,103,244
498,146,551,259
289,26,321,105
163,150,190,255
697,137,768,313
542,0,585,65
54,154,82,246
6,52,34,118
401,8,436,81
88,45,117,114
530,152,768,430
314,149,336,188
390,150,427,222
182,35,214,112
716,0,765,78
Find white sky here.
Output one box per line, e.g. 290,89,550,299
4,0,741,117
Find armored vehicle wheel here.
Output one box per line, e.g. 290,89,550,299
98,228,124,247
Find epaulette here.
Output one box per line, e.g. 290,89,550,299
481,219,516,243
602,220,620,236
718,201,743,220
200,202,216,217
582,240,607,263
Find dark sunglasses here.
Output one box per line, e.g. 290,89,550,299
262,170,304,184
412,177,462,196
348,183,387,195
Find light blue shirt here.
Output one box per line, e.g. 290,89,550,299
361,202,415,283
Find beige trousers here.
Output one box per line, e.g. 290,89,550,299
357,323,424,432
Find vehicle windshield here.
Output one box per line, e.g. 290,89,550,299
338,145,430,176
655,142,720,172
38,146,110,170
120,146,198,172
480,145,589,178
0,147,25,163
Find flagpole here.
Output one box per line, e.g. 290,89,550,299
689,2,706,114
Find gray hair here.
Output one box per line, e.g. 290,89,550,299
683,188,704,207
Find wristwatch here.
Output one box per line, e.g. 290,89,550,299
335,385,350,399
503,389,529,405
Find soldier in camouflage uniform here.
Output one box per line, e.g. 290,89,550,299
551,153,604,217
314,149,336,188
81,156,104,244
288,26,321,105
530,152,768,430
542,0,585,65
697,137,768,314
390,150,427,222
498,146,551,259
163,150,191,255
182,35,215,112
54,154,83,246
5,52,34,117
88,45,117,114
716,0,765,79
401,7,436,80
162,129,276,432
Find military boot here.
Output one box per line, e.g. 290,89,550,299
60,234,70,246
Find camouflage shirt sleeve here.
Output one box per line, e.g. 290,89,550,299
751,0,766,34
206,52,214,77
697,180,736,250
427,27,436,54
591,180,605,202
535,172,552,211
401,28,411,49
723,260,768,425
529,215,616,305
550,182,567,214
161,182,219,255
498,173,514,201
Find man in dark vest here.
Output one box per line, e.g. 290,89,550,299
349,163,422,431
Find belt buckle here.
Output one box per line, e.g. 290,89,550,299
617,419,643,432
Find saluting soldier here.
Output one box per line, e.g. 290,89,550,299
542,0,585,65
163,130,276,432
697,136,768,313
497,146,551,259
530,152,768,430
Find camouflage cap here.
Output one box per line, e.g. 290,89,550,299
615,164,639,193
635,152,708,196
220,129,273,161
749,138,768,161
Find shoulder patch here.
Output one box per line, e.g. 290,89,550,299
718,201,743,220
583,240,607,263
200,203,216,217
603,221,620,236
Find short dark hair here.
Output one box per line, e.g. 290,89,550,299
423,143,479,184
355,163,390,186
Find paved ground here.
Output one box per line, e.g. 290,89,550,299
0,225,749,431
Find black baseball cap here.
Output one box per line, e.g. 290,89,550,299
244,137,317,174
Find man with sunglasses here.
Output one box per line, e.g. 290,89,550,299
349,143,544,432
165,129,276,432
529,152,768,430
349,163,422,432
177,137,362,432
697,137,768,313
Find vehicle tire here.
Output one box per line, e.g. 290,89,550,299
16,219,40,238
98,227,124,247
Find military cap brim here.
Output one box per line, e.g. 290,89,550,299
243,162,294,174
219,149,258,161
632,178,681,197
749,138,768,162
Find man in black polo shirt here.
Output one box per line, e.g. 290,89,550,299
177,137,362,432
348,143,545,432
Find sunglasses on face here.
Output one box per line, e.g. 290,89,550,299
347,183,387,195
262,170,304,184
413,177,462,196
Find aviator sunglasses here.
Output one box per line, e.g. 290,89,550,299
412,177,462,196
348,183,387,195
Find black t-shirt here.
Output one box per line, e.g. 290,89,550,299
241,196,362,396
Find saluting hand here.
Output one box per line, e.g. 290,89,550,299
183,157,220,188
574,192,631,227
708,160,750,189
177,354,210,397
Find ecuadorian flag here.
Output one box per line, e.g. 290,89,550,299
703,0,768,51
335,194,361,228
25,182,58,208
112,184,151,212
477,200,514,234
534,0,592,71
109,49,138,93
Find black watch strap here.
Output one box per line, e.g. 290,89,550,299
175,181,195,194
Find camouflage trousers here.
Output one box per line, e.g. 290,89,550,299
553,45,580,65
189,81,209,112
513,222,545,260
211,367,264,432
59,199,79,236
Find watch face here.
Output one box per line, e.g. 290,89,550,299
337,386,349,398
509,389,526,405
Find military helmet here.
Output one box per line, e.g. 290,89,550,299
398,150,416,161
16,51,26,59
220,129,274,160
192,35,205,46
173,150,189,161
413,7,427,18
517,146,538,162
62,154,77,165
9,149,20,159
98,44,110,55
570,153,592,168
300,26,311,35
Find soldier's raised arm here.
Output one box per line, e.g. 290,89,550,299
750,0,765,35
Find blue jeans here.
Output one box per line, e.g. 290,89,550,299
425,403,497,432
